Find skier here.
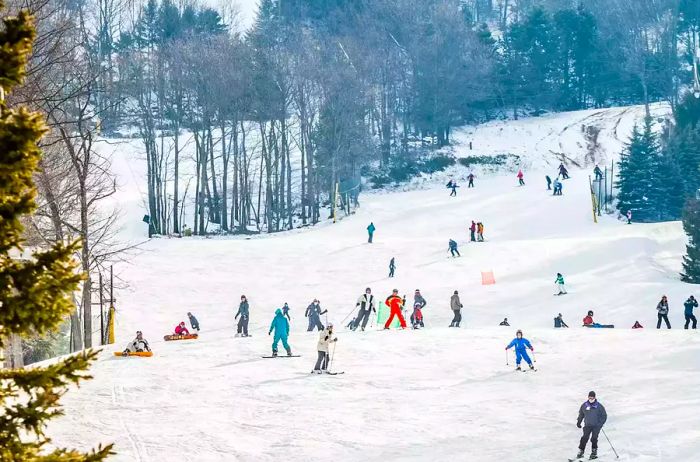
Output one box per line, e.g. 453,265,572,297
554,313,569,328
313,323,338,373
389,257,396,278
346,318,356,329
469,221,477,242
553,178,563,196
499,318,510,326
187,312,200,331
411,289,427,328
235,295,250,337
626,210,632,224
268,308,292,357
559,163,570,179
450,290,463,327
546,175,552,191
517,169,525,186
593,165,603,181
684,295,698,329
367,222,376,243
305,299,327,332
353,287,376,331
505,329,535,370
656,295,671,329
477,222,484,242
123,331,150,354
446,179,459,196
448,239,461,257
282,302,291,321
384,289,407,329
174,322,190,336
467,173,475,188
575,391,607,460
555,273,567,295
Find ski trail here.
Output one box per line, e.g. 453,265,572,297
111,360,149,462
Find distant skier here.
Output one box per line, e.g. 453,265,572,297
469,221,477,242
367,222,376,243
353,287,376,331
684,295,698,329
389,257,396,278
467,173,475,188
268,308,292,357
446,179,459,196
282,302,291,321
656,295,671,329
555,273,567,295
517,169,525,186
554,313,569,328
187,312,200,331
575,391,607,460
546,175,552,190
593,165,603,181
626,210,632,224
448,239,461,257
411,289,427,328
553,178,563,196
477,222,484,242
450,290,463,327
499,318,510,326
505,329,535,371
174,322,190,336
558,163,570,179
123,331,150,354
235,295,250,337
384,289,407,329
313,323,337,373
305,299,327,332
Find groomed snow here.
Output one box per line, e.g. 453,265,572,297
47,105,700,461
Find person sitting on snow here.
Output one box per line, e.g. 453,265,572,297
499,318,510,326
554,313,569,328
505,329,535,371
175,321,190,336
124,331,150,354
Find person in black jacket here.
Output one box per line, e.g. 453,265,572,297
352,288,376,331
305,299,326,331
187,312,200,331
235,295,250,337
684,296,698,329
576,391,607,460
554,313,569,328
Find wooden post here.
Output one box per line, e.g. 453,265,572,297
99,271,105,345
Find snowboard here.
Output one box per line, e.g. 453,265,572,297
583,324,615,329
164,333,198,341
261,355,301,358
114,351,153,357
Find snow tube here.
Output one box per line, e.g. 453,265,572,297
114,351,153,357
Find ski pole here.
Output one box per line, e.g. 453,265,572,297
531,349,537,363
329,341,337,373
339,305,357,328
506,349,509,366
602,429,619,459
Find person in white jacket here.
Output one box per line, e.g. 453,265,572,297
123,331,150,354
313,324,338,374
352,288,376,331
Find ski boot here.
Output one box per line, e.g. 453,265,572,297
516,365,522,371
286,348,292,357
575,449,584,459
589,449,597,460
529,364,535,370
272,350,278,357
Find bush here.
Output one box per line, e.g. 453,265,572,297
458,154,520,168
418,155,455,174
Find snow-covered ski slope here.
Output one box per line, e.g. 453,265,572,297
48,104,700,461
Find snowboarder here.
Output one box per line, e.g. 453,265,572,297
450,290,463,327
559,163,570,179
313,323,337,373
469,221,477,242
268,308,292,357
593,165,603,181
446,179,459,196
367,222,376,243
553,178,563,196
656,295,671,329
477,222,484,242
467,173,475,188
554,313,569,328
411,289,427,328
555,273,567,295
448,239,461,257
174,322,190,336
384,289,407,329
684,295,698,329
546,175,552,190
235,295,250,337
353,287,376,331
517,169,525,185
582,310,613,328
575,391,607,460
626,210,632,224
499,318,510,326
389,257,396,278
187,312,199,331
305,299,327,332
505,329,535,370
282,302,291,321
123,331,150,354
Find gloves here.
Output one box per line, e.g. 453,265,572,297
268,331,272,336
577,422,582,429
333,338,338,342
530,347,534,351
505,347,509,350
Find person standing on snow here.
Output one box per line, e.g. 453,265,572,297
555,273,567,295
389,257,396,278
411,289,427,328
467,173,475,188
187,312,200,332
305,299,327,332
517,169,525,186
477,222,484,242
656,295,671,329
282,302,291,321
546,175,552,191
450,290,463,327
268,309,292,357
367,222,376,243
313,323,338,373
353,288,376,331
447,179,459,196
684,295,698,329
575,391,607,460
384,289,407,329
593,165,603,181
235,295,250,337
626,210,632,224
469,221,477,242
553,178,563,196
505,329,535,370
448,239,461,257
559,163,570,179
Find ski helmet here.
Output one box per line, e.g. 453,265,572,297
587,310,594,316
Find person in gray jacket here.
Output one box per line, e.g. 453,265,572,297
449,290,463,327
235,295,250,337
656,295,671,329
576,391,607,460
305,299,327,331
411,289,427,328
352,288,376,331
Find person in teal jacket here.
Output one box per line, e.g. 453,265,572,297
555,272,567,295
269,309,292,357
505,329,535,370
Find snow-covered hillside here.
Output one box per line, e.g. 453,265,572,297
46,105,700,461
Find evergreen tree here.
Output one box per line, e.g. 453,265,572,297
682,199,700,283
0,2,113,459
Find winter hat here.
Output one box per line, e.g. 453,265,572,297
454,290,459,294
588,391,596,398
516,329,523,336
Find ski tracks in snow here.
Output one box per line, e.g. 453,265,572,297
111,360,150,462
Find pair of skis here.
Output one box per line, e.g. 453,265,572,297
261,354,345,374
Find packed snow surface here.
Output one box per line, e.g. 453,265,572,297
47,105,700,461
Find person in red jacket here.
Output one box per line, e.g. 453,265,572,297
582,310,594,326
175,322,190,335
384,289,407,329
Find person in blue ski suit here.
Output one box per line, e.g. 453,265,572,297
269,309,292,356
505,329,535,370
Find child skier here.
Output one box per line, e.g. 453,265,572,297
477,222,484,242
384,289,407,329
313,324,338,373
282,302,291,321
235,295,250,337
505,329,535,370
411,289,427,328
367,222,376,243
174,322,190,336
555,273,567,295
448,239,461,257
554,313,569,328
517,169,525,186
123,331,150,354
268,308,292,357
575,391,607,460
187,312,200,331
